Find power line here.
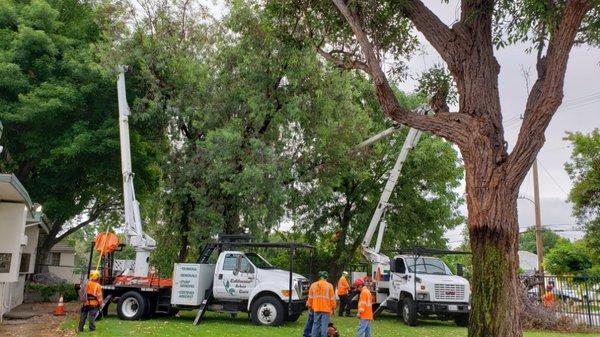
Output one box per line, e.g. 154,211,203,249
538,160,570,197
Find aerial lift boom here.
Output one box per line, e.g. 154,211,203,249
117,66,156,277
360,108,428,264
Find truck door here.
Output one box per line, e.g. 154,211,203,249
213,253,257,300
390,258,409,296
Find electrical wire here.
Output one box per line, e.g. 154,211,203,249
538,160,570,197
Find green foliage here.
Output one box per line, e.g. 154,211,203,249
565,129,600,264
518,227,567,254
493,0,600,49
544,240,592,275
27,281,78,302
0,0,163,251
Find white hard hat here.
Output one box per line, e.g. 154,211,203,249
342,271,349,275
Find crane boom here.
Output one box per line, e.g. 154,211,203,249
360,121,424,264
117,66,156,277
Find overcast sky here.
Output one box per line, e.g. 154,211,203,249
404,1,600,246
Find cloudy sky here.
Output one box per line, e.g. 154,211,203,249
402,2,600,246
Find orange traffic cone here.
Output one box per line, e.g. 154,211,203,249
53,294,66,316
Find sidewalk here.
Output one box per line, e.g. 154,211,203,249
0,302,79,337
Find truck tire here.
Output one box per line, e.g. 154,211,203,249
455,313,469,327
117,291,147,320
250,296,285,326
400,297,418,326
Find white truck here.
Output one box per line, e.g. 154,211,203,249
94,69,312,327
99,235,312,326
356,120,471,326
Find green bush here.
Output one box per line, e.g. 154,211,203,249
26,282,78,302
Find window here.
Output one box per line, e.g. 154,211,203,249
222,254,238,271
239,257,254,273
20,253,31,273
0,253,12,273
244,253,274,269
49,253,61,266
405,257,452,275
392,258,406,273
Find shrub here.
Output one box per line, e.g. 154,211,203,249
26,282,78,302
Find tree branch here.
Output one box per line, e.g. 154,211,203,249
317,47,370,72
331,0,474,147
56,199,118,242
402,0,469,67
507,0,591,185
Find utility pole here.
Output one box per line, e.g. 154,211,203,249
532,159,545,293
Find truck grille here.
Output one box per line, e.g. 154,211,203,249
434,284,465,301
298,280,310,298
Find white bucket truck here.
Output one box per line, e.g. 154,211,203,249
356,120,471,326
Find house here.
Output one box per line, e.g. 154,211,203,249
518,250,540,274
0,174,47,318
46,241,78,283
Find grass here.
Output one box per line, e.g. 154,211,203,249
61,309,599,337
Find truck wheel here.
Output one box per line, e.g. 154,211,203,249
117,291,147,320
455,313,469,327
401,297,418,326
250,296,285,326
286,313,301,322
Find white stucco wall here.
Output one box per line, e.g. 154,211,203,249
0,202,27,283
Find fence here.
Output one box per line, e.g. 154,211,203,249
524,274,600,327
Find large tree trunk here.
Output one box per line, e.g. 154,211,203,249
466,174,521,337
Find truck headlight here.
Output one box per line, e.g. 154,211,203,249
417,292,430,301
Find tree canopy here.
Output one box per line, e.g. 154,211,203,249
519,227,567,255
0,0,163,268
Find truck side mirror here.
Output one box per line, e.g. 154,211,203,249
456,263,464,277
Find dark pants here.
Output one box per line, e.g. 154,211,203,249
303,310,314,337
79,306,99,331
338,294,351,316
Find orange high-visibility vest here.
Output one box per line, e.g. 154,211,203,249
543,291,555,308
307,279,336,314
357,287,373,320
337,276,350,296
85,280,103,307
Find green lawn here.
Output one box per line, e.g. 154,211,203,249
61,310,599,337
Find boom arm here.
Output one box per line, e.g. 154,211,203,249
361,125,424,264
117,66,156,277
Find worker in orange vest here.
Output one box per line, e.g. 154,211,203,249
337,271,351,317
78,270,103,332
355,278,373,337
543,284,555,308
308,271,336,337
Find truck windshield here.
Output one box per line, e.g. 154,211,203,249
244,253,275,269
405,257,452,275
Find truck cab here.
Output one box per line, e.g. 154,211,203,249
210,251,310,323
384,255,470,326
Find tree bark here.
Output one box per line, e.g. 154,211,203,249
465,164,521,337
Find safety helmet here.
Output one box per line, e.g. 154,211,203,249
318,271,329,280
353,278,365,287
89,270,100,280
342,271,349,275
